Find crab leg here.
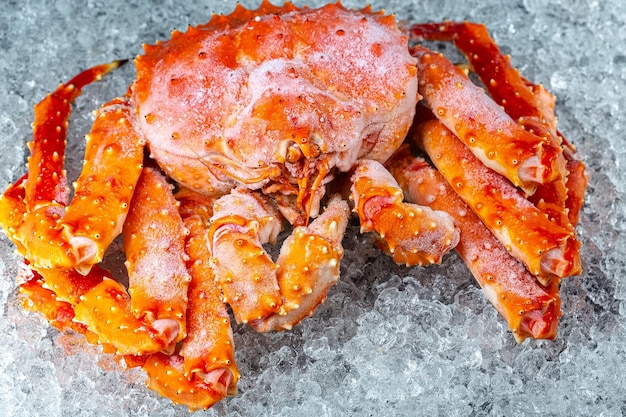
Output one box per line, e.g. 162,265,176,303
1,160,175,355
177,189,239,390
118,166,191,349
410,45,567,195
413,118,580,284
561,143,588,226
23,61,125,210
140,190,239,411
7,61,145,273
387,146,561,341
60,95,145,273
252,194,350,332
0,174,28,253
350,159,459,266
410,22,556,135
75,167,192,355
410,21,588,227
18,267,99,345
208,188,284,325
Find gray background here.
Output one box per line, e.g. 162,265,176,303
1,0,625,416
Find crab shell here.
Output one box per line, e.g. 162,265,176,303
132,2,418,210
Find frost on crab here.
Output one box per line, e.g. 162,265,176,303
0,1,586,411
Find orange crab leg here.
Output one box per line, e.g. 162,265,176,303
18,270,93,339
410,22,588,228
137,190,239,411
208,188,284,325
413,118,580,284
14,262,123,352
177,189,239,397
59,167,189,356
350,159,459,266
410,45,567,195
119,166,192,349
24,61,125,210
2,166,172,353
10,62,143,272
0,173,156,352
410,22,553,133
252,194,350,332
72,278,178,355
141,352,235,412
0,174,28,253
561,143,588,226
59,96,146,273
387,146,561,342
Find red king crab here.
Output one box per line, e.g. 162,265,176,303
0,1,587,411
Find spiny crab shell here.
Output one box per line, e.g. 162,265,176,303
135,1,417,219
0,0,587,412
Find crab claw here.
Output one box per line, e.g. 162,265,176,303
208,188,284,325
351,159,459,266
252,194,350,332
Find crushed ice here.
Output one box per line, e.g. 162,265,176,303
1,0,626,416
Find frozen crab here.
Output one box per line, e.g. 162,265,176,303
0,1,586,411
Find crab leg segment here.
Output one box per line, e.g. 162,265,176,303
561,143,588,226
410,22,555,135
252,194,350,332
178,190,239,400
72,277,176,355
0,174,28,253
120,166,192,349
0,174,172,354
142,352,235,412
414,119,580,284
18,265,123,353
18,268,97,343
410,22,588,228
351,159,459,266
208,188,283,325
387,147,561,341
60,96,145,273
138,190,239,411
73,167,191,356
24,61,125,210
8,61,142,272
410,45,566,194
